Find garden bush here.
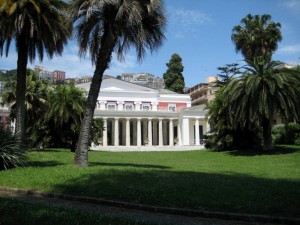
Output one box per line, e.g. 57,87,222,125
0,127,27,170
272,123,300,145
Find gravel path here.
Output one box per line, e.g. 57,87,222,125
0,189,280,225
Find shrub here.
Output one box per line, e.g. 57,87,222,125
0,127,27,170
272,123,300,145
295,138,300,146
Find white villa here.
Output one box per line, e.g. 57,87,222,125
76,78,209,150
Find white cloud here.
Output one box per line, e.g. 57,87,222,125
278,44,300,54
172,8,212,27
280,0,300,10
167,6,213,39
279,0,300,18
106,54,139,75
0,48,139,78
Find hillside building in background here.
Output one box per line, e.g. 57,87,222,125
76,78,208,150
52,70,66,83
120,73,165,89
185,76,218,106
34,66,66,83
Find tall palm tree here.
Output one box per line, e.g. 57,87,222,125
45,84,86,150
46,84,85,129
223,56,300,150
69,0,166,166
1,69,51,145
231,14,282,61
0,0,72,144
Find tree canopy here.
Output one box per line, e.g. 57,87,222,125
231,14,282,61
69,0,166,166
163,53,185,93
0,0,72,144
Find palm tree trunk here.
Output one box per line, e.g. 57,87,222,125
262,117,273,150
74,30,117,166
15,33,28,144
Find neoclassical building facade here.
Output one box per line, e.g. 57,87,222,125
76,78,209,150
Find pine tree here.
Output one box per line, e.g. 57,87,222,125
163,53,185,93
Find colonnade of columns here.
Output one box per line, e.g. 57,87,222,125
99,117,204,147
101,117,177,147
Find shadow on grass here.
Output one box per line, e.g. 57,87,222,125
51,169,300,218
226,145,299,157
29,148,68,153
27,161,65,168
89,162,171,169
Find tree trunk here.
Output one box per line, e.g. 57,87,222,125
74,31,117,166
15,33,28,145
262,117,273,151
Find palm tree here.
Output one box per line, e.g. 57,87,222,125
45,84,86,150
231,14,282,61
69,0,166,166
223,56,300,150
0,0,72,144
1,69,51,146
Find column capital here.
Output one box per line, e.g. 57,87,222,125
169,118,174,121
158,118,163,121
137,118,142,121
114,117,119,120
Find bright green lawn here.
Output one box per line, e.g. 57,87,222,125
0,146,300,218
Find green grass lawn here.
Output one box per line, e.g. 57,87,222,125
0,146,300,218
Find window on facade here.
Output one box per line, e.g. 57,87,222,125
168,104,176,112
107,102,116,110
142,103,151,111
125,104,133,111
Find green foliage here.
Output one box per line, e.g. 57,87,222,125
222,56,300,150
1,76,98,150
0,0,72,144
90,118,104,146
232,14,282,61
272,123,300,145
163,53,185,93
0,126,27,170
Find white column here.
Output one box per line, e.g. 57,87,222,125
117,101,124,110
148,119,152,146
126,118,130,146
169,119,174,146
100,101,106,110
135,102,141,111
103,118,108,146
182,118,190,145
195,118,200,145
159,118,163,146
177,120,182,145
114,118,119,146
152,102,158,111
137,118,141,146
153,120,158,145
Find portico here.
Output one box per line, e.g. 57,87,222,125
76,78,209,151
101,117,180,147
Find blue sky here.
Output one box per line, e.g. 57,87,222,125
0,0,300,87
